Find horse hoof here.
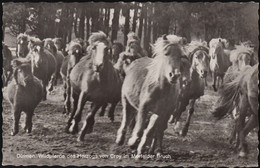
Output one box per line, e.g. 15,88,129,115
128,138,139,150
115,136,125,146
77,137,84,142
180,129,187,137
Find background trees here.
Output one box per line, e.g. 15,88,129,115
3,2,259,51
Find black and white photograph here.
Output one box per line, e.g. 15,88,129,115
2,2,259,167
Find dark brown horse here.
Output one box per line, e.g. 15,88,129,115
61,41,84,115
209,38,231,91
169,40,210,136
43,38,65,85
2,42,13,87
111,42,124,64
7,59,43,136
16,33,30,58
116,34,185,156
212,64,258,158
65,32,122,142
27,38,57,100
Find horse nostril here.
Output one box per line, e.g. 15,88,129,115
169,72,173,78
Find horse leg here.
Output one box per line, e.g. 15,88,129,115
238,114,257,157
236,95,247,157
47,74,56,93
154,120,167,157
137,114,158,155
108,102,117,122
65,89,78,133
69,91,87,134
42,82,47,101
204,77,208,87
64,76,72,115
11,106,21,136
212,72,217,92
99,103,108,117
180,99,195,136
116,96,135,145
62,80,68,114
128,104,148,149
77,102,102,142
25,111,33,134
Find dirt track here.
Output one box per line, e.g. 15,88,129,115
2,82,258,167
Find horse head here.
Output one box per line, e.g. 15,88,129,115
53,38,63,51
209,38,225,59
67,41,83,65
29,39,44,68
111,42,124,64
230,44,255,71
17,33,29,58
190,46,210,78
153,34,185,84
12,59,33,87
43,38,57,54
126,32,142,57
88,31,110,72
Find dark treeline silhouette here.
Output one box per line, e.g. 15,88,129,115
3,2,259,52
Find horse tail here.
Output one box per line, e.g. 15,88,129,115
212,75,241,120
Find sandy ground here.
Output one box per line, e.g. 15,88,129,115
2,79,258,166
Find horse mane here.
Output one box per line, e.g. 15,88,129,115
147,34,185,83
127,32,140,46
17,33,29,41
88,31,110,46
152,34,185,58
229,44,254,63
184,40,209,60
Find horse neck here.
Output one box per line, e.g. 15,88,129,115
148,57,170,88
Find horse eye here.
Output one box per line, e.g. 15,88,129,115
92,46,96,50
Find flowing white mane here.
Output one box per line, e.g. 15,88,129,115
230,44,254,63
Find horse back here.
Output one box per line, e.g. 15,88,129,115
122,57,152,108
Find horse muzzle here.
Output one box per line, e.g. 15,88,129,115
93,64,104,72
169,72,181,84
199,70,208,78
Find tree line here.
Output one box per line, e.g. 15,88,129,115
3,2,259,52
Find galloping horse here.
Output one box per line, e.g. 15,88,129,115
116,34,185,156
97,42,124,118
27,38,57,100
209,38,231,91
16,33,30,58
111,42,124,64
212,64,258,158
2,42,13,87
43,38,65,85
218,44,256,147
65,32,122,142
114,32,147,78
169,40,210,136
62,41,84,114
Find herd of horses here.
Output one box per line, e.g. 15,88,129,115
2,30,258,159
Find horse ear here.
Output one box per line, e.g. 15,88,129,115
162,34,168,40
202,41,208,47
219,38,221,42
